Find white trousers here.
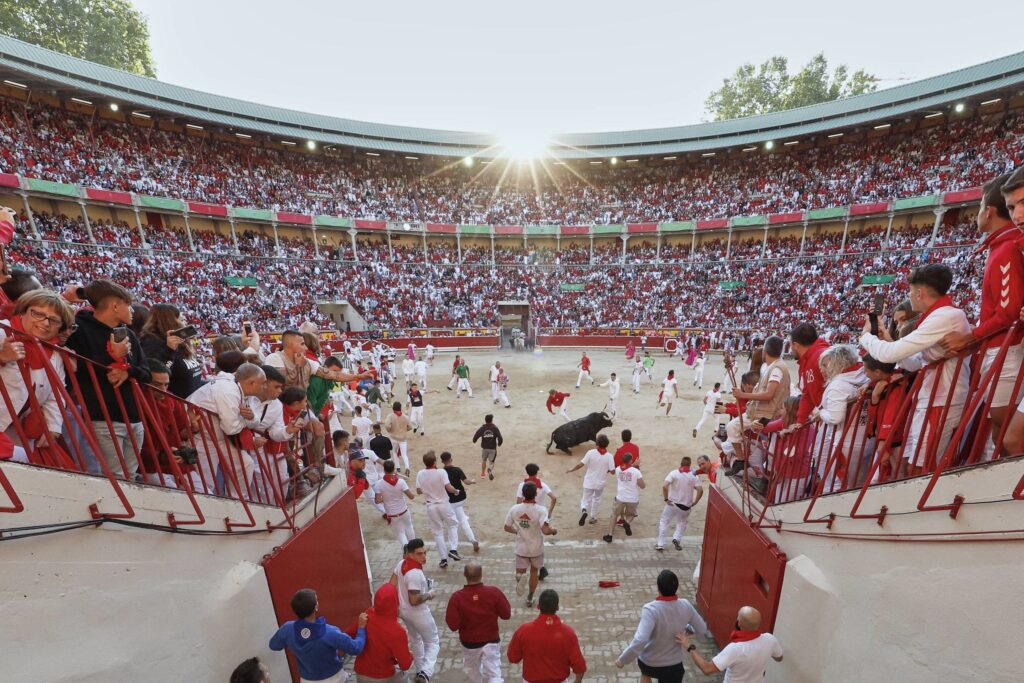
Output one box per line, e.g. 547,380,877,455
448,500,478,551
301,671,347,683
580,485,607,515
387,510,416,546
694,367,704,386
400,607,439,678
362,486,386,513
604,397,617,417
418,373,428,391
723,372,734,393
632,373,642,392
457,378,473,396
657,503,692,545
576,370,592,386
426,502,457,558
491,381,500,401
462,642,503,683
554,401,570,422
694,408,717,433
498,389,510,407
390,439,410,470
410,406,424,432
448,374,458,389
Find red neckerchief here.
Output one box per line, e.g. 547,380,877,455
393,408,403,417
730,630,763,643
383,473,400,485
400,557,422,575
597,447,607,455
619,463,633,471
842,362,863,374
524,476,543,489
656,594,678,602
914,294,955,328
679,466,691,473
304,350,318,362
8,315,55,370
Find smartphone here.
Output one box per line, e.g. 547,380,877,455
170,325,198,339
243,322,253,336
113,326,128,343
869,292,884,336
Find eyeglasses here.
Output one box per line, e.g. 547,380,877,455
27,308,64,328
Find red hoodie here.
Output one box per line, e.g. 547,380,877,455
796,338,830,424
972,224,1024,350
345,583,413,678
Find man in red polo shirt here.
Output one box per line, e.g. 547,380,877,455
508,589,586,683
444,561,511,683
614,428,640,468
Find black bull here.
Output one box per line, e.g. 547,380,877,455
546,412,614,454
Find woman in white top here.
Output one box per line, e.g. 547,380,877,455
0,290,75,464
811,344,869,492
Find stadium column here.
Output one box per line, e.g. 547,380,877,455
456,231,462,262
656,232,662,264
17,191,40,239
928,207,947,248
421,229,427,260
311,225,320,259
132,206,149,249
183,210,196,252
349,229,358,262
882,211,895,248
839,215,851,254
725,228,732,260
490,234,495,264
76,200,96,244
621,234,628,264
271,220,281,252
760,225,768,259
689,228,696,259
227,217,239,254
386,231,393,261
589,234,594,264
799,219,809,256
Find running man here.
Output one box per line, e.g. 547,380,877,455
693,351,706,389
496,367,511,408
599,372,621,418
660,369,679,416
441,451,480,555
472,414,504,480
642,351,655,381
402,355,416,391
604,453,645,543
374,459,417,546
392,539,439,683
547,389,571,422
414,355,428,391
576,352,595,388
446,354,462,391
425,343,435,366
407,382,426,436
504,482,557,608
565,434,615,526
632,356,644,394
455,359,473,398
656,456,704,552
489,361,502,404
515,463,558,581
693,382,724,439
415,450,460,567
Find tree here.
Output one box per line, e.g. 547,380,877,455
705,53,877,121
0,0,156,77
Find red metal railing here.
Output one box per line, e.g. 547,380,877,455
0,322,331,531
722,325,1024,529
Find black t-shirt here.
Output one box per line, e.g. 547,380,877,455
409,390,424,407
369,434,393,460
444,465,468,504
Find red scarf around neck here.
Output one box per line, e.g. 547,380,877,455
655,594,678,602
679,466,691,473
842,362,864,374
619,462,634,471
524,475,543,489
914,294,955,328
393,408,403,417
400,557,422,575
383,473,400,485
8,316,55,370
730,630,763,643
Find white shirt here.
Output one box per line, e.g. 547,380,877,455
703,389,722,413
712,633,783,683
664,468,701,506
188,378,246,436
615,466,644,503
394,559,431,614
374,477,410,515
600,377,621,400
425,344,435,356
504,502,549,557
402,358,415,375
516,479,553,507
489,365,500,382
662,377,678,396
633,360,644,376
361,448,383,486
695,356,706,370
245,396,288,442
351,415,373,441
416,467,452,504
414,360,428,376
580,448,615,489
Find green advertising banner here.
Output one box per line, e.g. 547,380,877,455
860,274,897,286
719,281,746,290
560,283,586,292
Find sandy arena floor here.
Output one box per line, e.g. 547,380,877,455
359,347,728,681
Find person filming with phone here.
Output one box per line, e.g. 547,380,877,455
139,303,205,399
65,279,152,480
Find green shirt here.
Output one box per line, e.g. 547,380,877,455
456,364,470,379
643,357,655,369
306,375,336,415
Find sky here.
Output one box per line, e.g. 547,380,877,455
132,0,1020,137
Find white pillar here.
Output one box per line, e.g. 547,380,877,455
799,220,809,256
387,231,394,261
656,233,662,263
620,234,628,263
183,211,196,252
689,230,696,259
77,200,96,243
725,228,733,260
349,229,358,261
928,208,946,248
18,192,39,238
132,207,149,249
490,235,495,264
422,230,428,261
270,220,280,253
227,217,239,254
760,225,768,259
311,225,320,259
839,216,850,253
882,211,895,248
589,235,594,264
457,232,462,262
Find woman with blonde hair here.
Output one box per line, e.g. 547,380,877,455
0,290,75,464
812,344,870,492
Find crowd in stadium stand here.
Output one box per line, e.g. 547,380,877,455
2,93,1022,222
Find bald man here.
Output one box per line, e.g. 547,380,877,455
676,606,782,682
444,561,511,683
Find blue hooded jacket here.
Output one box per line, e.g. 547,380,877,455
269,616,366,681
